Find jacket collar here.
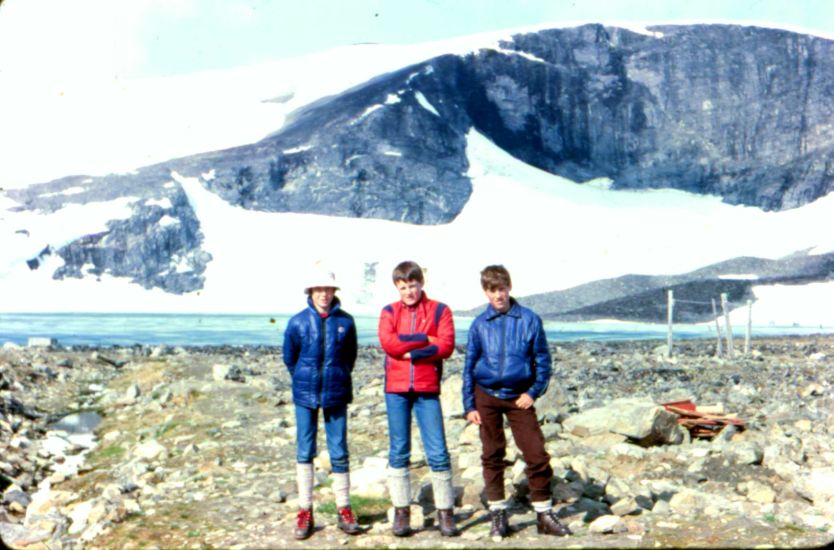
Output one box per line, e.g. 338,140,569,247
486,297,520,320
306,295,341,316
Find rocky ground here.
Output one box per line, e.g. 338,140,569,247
2,336,834,549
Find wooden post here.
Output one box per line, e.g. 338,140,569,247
666,290,674,358
712,298,723,357
745,299,753,355
721,293,734,358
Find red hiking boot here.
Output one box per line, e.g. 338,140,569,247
294,508,314,540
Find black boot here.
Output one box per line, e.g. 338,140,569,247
436,509,459,537
489,508,510,538
536,510,571,536
392,506,412,537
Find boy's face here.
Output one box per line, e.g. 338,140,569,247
395,279,423,306
484,284,511,313
310,286,336,312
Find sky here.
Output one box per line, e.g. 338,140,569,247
1,0,833,84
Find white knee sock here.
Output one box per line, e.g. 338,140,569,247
532,499,552,513
332,471,351,509
296,462,315,509
387,467,411,508
488,499,509,511
431,470,455,510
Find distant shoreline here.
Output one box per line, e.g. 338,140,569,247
6,332,834,354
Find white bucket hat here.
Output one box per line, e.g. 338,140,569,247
304,263,339,293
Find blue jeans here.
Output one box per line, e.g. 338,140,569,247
385,392,451,471
295,404,349,473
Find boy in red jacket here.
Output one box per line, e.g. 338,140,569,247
378,261,459,537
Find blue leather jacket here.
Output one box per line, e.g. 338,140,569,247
462,299,551,413
282,297,357,409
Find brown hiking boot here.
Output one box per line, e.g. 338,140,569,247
294,508,314,540
436,508,459,537
337,506,362,535
489,508,510,538
392,506,412,537
536,510,571,536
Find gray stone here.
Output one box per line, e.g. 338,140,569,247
0,522,54,548
2,489,31,509
793,467,834,504
738,480,776,504
562,398,680,445
439,375,464,418
610,496,641,516
212,364,245,383
460,479,485,508
669,489,712,514
124,383,141,402
588,514,628,533
561,497,611,521
133,440,167,461
578,432,628,451
724,441,764,465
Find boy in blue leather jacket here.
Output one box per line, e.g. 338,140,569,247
462,265,571,538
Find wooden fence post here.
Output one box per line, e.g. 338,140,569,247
745,299,752,355
721,293,734,358
712,298,723,357
666,290,674,358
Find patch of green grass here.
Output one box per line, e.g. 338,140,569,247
156,421,180,438
316,495,389,523
187,529,200,537
89,444,125,463
763,513,776,523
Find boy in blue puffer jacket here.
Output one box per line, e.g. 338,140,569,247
283,264,361,540
462,265,571,539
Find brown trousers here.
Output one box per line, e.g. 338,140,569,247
474,385,553,503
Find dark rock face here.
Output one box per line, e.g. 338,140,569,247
51,189,210,293
489,25,834,210
169,23,834,218
6,23,834,296
16,178,210,293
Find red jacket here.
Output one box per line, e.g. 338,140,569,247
378,293,455,393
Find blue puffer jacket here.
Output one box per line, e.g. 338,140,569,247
462,298,551,413
282,297,357,409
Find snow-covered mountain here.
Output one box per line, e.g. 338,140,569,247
1,23,833,326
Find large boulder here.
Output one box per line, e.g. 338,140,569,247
562,397,682,445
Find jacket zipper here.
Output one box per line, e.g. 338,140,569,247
319,315,327,406
498,314,506,383
408,310,416,391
